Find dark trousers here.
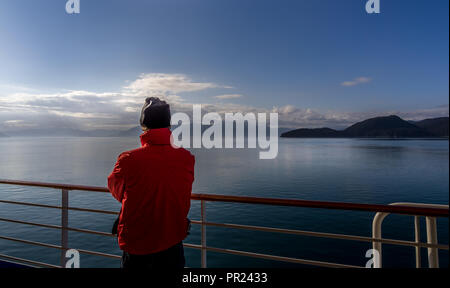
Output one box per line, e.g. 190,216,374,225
121,242,185,269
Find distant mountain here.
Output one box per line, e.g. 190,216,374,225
3,128,117,137
343,115,432,138
113,126,142,137
281,128,344,138
112,125,292,137
411,117,449,137
1,123,291,138
281,115,448,138
2,128,80,137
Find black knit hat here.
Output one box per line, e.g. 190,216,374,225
140,97,171,129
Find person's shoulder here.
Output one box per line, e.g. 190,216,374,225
174,147,194,157
174,147,195,163
116,147,142,162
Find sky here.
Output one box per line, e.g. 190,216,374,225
0,0,448,132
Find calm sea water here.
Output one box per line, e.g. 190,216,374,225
0,137,448,268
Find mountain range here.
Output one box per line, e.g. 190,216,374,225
1,115,448,138
281,116,449,138
0,123,291,137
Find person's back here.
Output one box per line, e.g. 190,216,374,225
108,97,195,268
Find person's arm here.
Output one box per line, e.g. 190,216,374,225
107,152,129,202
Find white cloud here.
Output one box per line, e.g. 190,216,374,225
0,73,447,133
341,77,372,87
0,73,227,132
214,94,243,100
395,105,450,121
270,104,449,129
124,106,139,113
49,110,115,119
123,73,220,97
3,120,37,128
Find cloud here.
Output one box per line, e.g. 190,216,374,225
0,73,225,131
3,120,37,128
270,104,449,129
395,105,449,121
214,94,243,100
49,111,115,119
341,77,371,87
123,73,221,97
0,73,447,132
271,105,355,128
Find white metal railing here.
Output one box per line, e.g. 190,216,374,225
372,202,449,268
0,179,448,268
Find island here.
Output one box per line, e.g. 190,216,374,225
281,115,449,138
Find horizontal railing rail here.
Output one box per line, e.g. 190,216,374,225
0,179,448,268
1,179,448,217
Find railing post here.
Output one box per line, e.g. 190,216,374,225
60,189,69,267
425,216,439,268
414,216,421,268
201,200,207,268
372,212,388,268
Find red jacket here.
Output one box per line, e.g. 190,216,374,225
108,128,195,254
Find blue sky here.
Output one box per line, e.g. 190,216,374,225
0,0,448,131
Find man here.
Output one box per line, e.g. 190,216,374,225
108,97,195,268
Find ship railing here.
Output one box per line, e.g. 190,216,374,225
0,179,448,268
372,202,448,268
